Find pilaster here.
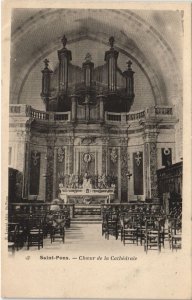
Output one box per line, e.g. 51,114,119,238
120,137,128,202
143,130,159,199
46,133,57,202
101,137,109,175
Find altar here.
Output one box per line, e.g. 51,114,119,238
59,188,115,205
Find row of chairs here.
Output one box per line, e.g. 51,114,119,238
102,207,182,253
8,209,71,251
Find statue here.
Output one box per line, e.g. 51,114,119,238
110,147,118,164
100,174,107,188
83,173,92,191
69,173,75,188
59,181,64,189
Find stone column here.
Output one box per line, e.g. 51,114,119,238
143,132,159,199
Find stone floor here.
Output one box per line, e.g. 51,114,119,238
12,220,178,257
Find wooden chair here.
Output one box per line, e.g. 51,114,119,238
136,219,146,246
122,216,138,246
43,212,55,237
144,220,162,253
8,223,25,251
49,211,66,243
50,217,65,243
62,209,71,228
105,212,119,240
27,227,44,250
168,218,182,251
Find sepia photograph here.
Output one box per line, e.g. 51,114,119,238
2,1,191,299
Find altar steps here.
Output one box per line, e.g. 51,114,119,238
74,204,101,216
72,215,102,224
72,204,102,224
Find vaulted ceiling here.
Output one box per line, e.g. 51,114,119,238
10,9,183,111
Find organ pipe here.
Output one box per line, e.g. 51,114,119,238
123,60,135,100
57,35,72,93
82,53,94,87
41,58,53,111
104,36,119,92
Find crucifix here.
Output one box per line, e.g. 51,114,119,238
135,152,142,166
126,60,132,70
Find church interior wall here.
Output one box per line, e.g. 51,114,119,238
9,107,178,202
8,9,183,203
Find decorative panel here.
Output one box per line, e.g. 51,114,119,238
150,143,158,198
81,152,95,176
161,148,172,167
102,146,107,175
120,146,128,202
46,146,54,201
109,147,118,193
56,147,65,190
29,150,41,195
143,132,158,199
109,147,118,174
144,143,150,198
133,151,143,195
66,142,74,175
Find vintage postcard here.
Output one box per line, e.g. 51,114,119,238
1,0,191,299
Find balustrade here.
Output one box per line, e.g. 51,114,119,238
106,113,121,122
10,105,21,114
9,104,173,124
106,106,173,124
155,106,172,115
126,110,145,121
54,112,69,121
30,109,49,120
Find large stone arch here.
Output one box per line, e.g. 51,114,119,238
14,32,162,106
10,8,182,108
